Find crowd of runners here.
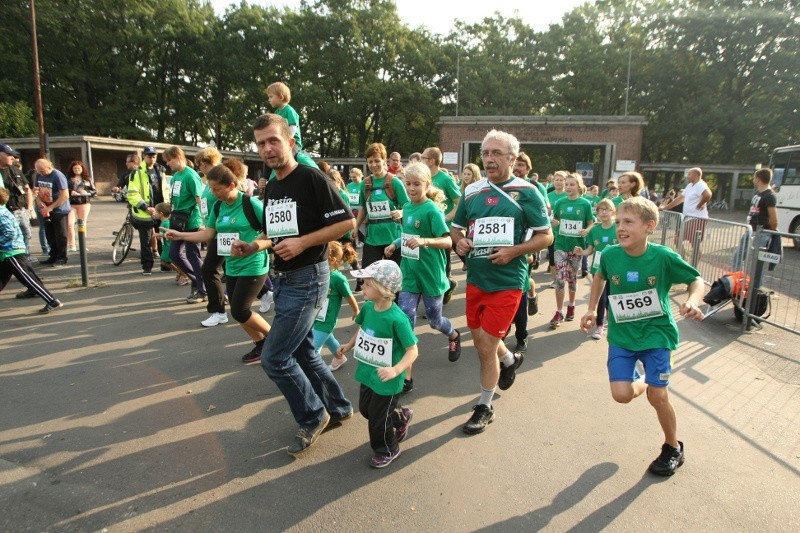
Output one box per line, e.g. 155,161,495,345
0,81,707,475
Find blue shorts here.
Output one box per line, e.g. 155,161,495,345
607,345,672,387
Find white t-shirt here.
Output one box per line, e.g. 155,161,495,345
682,180,710,219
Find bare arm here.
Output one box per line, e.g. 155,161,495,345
680,277,705,321
580,272,607,332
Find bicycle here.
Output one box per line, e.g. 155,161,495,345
709,198,729,210
111,206,134,265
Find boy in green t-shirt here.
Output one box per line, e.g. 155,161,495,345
338,260,417,469
580,197,705,477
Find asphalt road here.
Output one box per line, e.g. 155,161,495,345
1,199,798,531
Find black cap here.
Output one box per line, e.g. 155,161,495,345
143,146,157,155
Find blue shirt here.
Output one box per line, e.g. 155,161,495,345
0,206,26,260
36,169,71,215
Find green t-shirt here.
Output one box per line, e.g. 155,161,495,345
599,243,700,351
354,301,418,396
583,193,601,213
160,218,172,263
585,222,617,274
360,175,409,246
399,199,450,296
314,269,352,334
169,166,203,230
338,187,352,240
611,195,624,208
205,191,268,277
452,177,550,292
200,182,218,226
275,103,302,149
432,169,460,225
533,181,548,205
345,181,361,209
552,196,594,251
547,190,567,230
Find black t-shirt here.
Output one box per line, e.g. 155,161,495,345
264,164,353,271
147,165,166,204
1,166,31,211
747,188,777,231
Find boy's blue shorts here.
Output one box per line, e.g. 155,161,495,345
607,345,672,387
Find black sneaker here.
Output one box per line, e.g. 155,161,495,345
527,294,538,316
39,300,63,314
369,448,400,468
287,411,330,456
16,289,37,299
648,441,685,476
142,268,152,276
513,339,527,353
40,258,56,265
448,330,462,362
395,407,413,443
354,280,363,294
443,279,458,305
241,338,265,364
463,404,494,435
498,352,524,391
160,265,171,272
402,378,414,394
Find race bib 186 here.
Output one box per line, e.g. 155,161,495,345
265,202,299,238
216,232,239,256
472,216,514,247
353,330,393,367
610,289,663,323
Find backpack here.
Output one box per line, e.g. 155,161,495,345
363,173,397,202
213,193,262,232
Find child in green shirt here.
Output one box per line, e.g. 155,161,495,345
316,241,360,372
574,198,617,339
154,202,188,285
580,197,705,477
338,260,418,469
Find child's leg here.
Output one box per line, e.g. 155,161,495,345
359,384,400,455
647,386,678,448
596,282,610,326
312,328,330,354
607,345,648,403
554,250,567,309
421,294,455,337
567,252,581,306
397,292,421,379
7,255,57,304
640,348,679,447
323,333,340,355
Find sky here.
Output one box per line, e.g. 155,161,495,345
207,0,588,35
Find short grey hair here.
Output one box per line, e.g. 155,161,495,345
481,129,520,157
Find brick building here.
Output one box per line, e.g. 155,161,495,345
437,115,647,185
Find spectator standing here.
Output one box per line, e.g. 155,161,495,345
65,160,96,251
0,144,34,256
33,159,70,266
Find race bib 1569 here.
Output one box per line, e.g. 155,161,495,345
610,289,663,323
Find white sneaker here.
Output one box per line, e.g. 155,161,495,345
201,312,229,327
590,325,605,340
259,291,274,313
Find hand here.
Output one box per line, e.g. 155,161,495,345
580,312,596,333
489,247,516,265
455,237,474,257
383,244,396,257
552,218,560,226
574,246,584,255
680,301,704,321
406,237,423,249
273,237,305,261
231,239,256,257
390,209,402,221
147,207,157,216
377,366,400,382
337,343,352,357
579,229,590,237
162,228,179,241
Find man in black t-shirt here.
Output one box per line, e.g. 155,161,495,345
233,113,355,457
747,168,777,234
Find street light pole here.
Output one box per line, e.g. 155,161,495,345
30,0,46,157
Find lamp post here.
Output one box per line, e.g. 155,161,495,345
30,0,47,157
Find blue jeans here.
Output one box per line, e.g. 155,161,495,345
261,261,352,427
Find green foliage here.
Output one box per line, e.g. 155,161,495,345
1,0,797,164
0,101,38,138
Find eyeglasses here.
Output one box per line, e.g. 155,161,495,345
480,150,510,159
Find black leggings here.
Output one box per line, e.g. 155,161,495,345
201,238,226,314
362,242,401,269
225,273,268,323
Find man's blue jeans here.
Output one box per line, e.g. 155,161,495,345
261,261,352,427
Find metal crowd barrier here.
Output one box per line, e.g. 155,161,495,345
655,209,684,255
742,228,800,335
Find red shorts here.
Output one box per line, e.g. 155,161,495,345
466,283,523,338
